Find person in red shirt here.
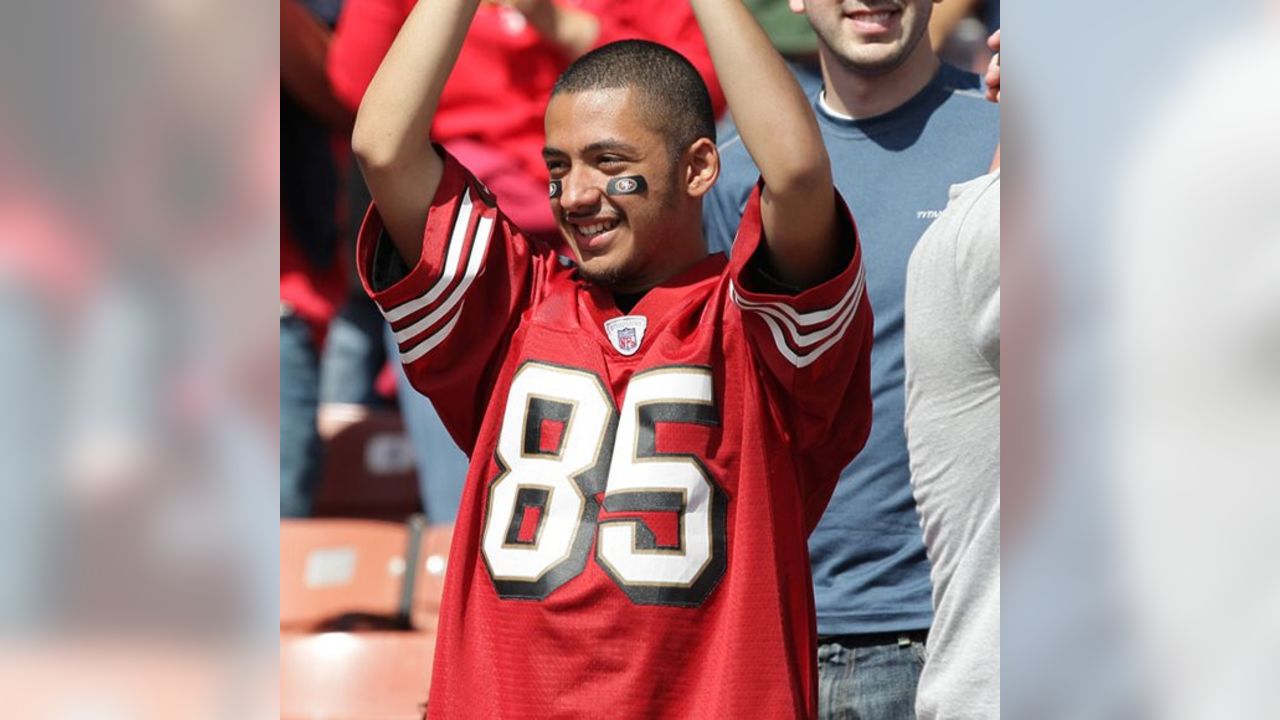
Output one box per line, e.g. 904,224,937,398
328,0,725,239
352,0,874,716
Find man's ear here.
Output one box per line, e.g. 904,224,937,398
684,138,719,198
789,0,805,14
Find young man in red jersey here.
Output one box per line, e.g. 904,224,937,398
352,0,874,716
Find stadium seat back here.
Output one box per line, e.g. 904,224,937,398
313,408,422,520
280,631,434,720
280,518,410,631
409,523,454,632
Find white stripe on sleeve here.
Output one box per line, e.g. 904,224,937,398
393,211,495,346
399,303,465,365
731,263,866,368
381,191,476,324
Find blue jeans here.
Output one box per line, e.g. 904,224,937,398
384,326,469,524
280,311,323,518
318,294,387,406
817,637,927,720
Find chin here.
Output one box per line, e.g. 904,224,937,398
836,46,911,75
576,256,642,290
577,263,626,289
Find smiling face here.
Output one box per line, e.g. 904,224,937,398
798,0,937,75
543,87,707,293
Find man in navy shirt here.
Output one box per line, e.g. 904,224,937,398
704,1,999,717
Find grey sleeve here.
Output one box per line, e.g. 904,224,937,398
954,175,1001,373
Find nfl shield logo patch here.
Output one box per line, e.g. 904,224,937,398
618,327,637,351
604,315,647,356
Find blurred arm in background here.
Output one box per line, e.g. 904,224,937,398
281,0,353,132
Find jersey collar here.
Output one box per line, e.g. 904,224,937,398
580,253,727,353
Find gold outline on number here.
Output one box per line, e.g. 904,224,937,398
483,361,612,584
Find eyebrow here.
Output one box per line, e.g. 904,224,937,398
584,139,640,155
542,138,641,160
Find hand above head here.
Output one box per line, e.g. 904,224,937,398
984,30,1000,103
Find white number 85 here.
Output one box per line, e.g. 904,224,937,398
480,362,727,607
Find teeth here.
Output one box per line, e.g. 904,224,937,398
578,220,618,237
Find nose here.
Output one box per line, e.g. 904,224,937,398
558,167,603,216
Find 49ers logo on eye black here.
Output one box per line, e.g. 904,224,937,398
606,175,647,196
480,361,728,608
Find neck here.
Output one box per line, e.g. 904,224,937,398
818,43,940,120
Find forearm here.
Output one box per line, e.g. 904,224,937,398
691,0,836,288
351,0,482,262
690,0,828,193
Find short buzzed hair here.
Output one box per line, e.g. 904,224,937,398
552,40,716,159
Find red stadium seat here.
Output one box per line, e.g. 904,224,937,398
280,518,412,631
409,523,454,633
313,407,423,521
280,630,435,720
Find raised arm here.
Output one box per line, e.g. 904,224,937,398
350,0,483,265
689,0,838,288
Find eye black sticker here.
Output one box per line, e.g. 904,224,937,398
606,175,647,196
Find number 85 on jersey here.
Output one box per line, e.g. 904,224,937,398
481,362,728,607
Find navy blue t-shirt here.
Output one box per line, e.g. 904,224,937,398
704,64,1000,635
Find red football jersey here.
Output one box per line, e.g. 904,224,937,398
358,154,873,719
